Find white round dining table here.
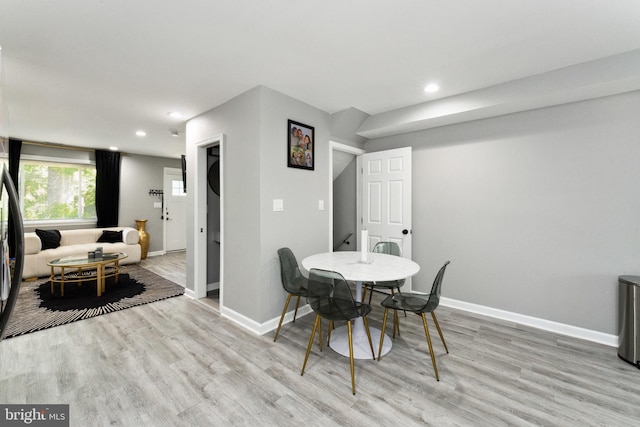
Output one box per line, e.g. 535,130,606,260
301,251,420,359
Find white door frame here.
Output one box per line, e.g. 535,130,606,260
194,134,224,303
329,141,366,253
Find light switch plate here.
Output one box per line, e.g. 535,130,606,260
153,202,162,209
273,199,284,212
318,200,324,211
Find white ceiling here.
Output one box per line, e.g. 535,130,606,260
1,1,640,159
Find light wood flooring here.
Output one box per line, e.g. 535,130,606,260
139,251,187,287
140,251,219,311
1,253,640,426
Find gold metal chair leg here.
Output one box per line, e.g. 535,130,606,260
392,309,400,338
318,318,323,351
378,308,389,360
391,309,396,338
347,320,356,395
327,320,334,346
396,287,407,317
431,311,449,353
421,313,439,381
390,290,401,336
301,315,321,375
362,315,375,360
274,294,292,342
391,288,400,326
293,295,301,322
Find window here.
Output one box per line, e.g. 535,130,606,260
171,179,186,197
19,159,96,222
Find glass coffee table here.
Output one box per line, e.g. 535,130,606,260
47,252,128,297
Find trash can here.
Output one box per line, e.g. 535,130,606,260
618,275,640,368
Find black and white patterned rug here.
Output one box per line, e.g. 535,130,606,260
1,265,184,339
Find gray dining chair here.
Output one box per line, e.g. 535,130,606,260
301,268,375,395
362,241,406,335
377,261,450,381
274,247,310,342
362,241,406,304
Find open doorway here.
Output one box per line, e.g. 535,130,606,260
193,134,224,309
330,141,365,253
204,145,221,309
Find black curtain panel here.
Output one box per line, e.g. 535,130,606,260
95,150,121,228
8,138,22,258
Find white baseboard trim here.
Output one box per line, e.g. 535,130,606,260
207,282,220,292
440,297,618,348
191,293,617,348
145,250,165,258
184,289,313,336
220,304,314,336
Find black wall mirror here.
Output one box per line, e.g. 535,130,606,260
208,161,220,196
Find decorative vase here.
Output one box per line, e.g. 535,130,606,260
135,219,150,260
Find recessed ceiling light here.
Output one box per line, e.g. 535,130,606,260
136,130,146,137
109,146,118,151
424,83,440,93
167,111,183,119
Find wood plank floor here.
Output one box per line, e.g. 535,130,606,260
2,252,639,426
139,251,187,287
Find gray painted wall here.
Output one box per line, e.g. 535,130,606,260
258,87,331,322
330,107,369,149
186,86,331,323
21,144,93,162
333,157,357,251
120,153,182,253
186,87,262,301
366,90,640,335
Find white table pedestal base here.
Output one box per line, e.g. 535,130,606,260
328,318,392,359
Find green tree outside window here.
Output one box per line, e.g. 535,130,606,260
21,161,97,221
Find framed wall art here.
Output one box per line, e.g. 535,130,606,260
287,119,314,170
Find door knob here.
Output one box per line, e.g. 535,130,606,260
402,229,409,235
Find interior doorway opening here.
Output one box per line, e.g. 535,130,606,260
204,145,221,309
193,134,224,310
330,141,365,253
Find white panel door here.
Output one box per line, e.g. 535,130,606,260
361,147,412,273
163,168,187,251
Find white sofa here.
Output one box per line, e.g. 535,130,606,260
23,227,142,279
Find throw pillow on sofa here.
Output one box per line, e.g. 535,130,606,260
35,229,61,250
97,230,123,243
